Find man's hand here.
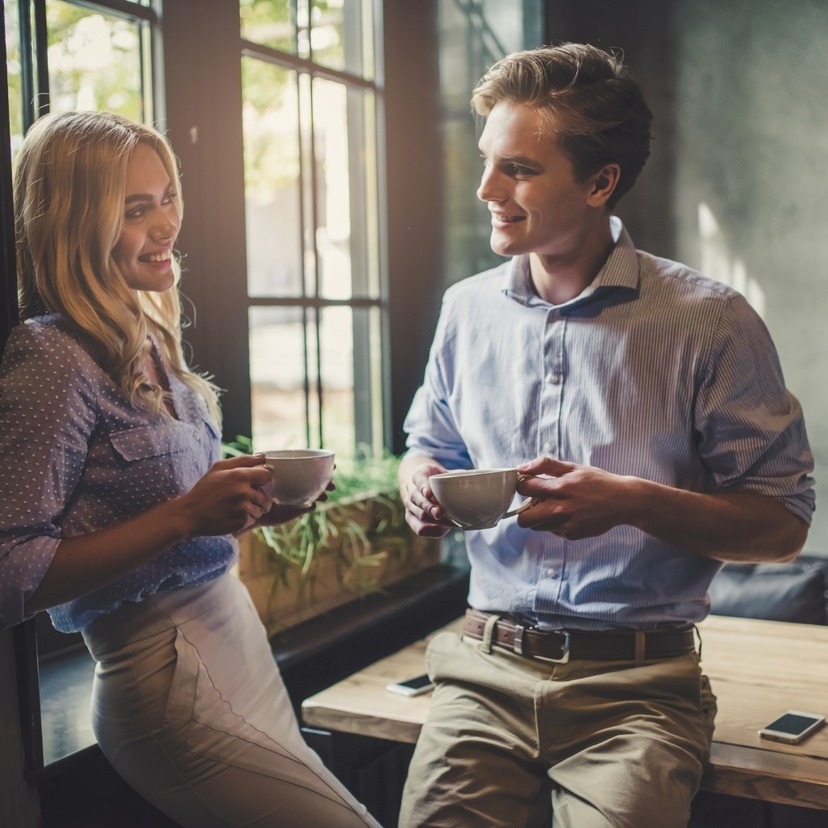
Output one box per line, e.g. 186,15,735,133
515,455,808,563
516,456,632,540
400,456,454,538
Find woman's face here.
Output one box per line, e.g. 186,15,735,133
112,142,181,292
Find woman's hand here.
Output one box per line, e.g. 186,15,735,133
178,453,275,536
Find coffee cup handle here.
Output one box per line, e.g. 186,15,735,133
503,497,536,520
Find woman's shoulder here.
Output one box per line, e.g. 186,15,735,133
4,315,100,382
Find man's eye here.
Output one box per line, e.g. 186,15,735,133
506,164,533,177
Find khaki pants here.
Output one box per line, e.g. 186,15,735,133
399,630,716,828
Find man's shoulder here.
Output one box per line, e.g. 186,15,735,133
638,250,738,301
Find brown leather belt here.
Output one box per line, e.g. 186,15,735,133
463,609,696,663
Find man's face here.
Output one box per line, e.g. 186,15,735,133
477,100,596,260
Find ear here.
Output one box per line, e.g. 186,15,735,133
587,163,621,208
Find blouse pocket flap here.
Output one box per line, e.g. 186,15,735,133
109,425,192,463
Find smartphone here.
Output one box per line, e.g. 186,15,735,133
758,710,826,744
385,673,435,697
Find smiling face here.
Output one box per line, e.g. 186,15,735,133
477,100,604,262
112,142,181,292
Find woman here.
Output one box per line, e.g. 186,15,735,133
0,111,381,828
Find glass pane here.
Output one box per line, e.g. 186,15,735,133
319,305,354,458
312,80,379,298
45,2,146,120
249,306,319,451
310,0,373,79
4,0,24,159
312,78,351,298
240,0,295,54
242,58,303,297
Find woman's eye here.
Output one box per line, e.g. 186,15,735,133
126,206,146,219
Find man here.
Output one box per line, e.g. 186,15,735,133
398,43,814,828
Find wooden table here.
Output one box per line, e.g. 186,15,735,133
302,614,828,810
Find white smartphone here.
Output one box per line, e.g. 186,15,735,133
385,673,435,697
758,710,826,744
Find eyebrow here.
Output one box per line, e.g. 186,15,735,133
124,183,175,204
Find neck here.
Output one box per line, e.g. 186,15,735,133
528,219,616,305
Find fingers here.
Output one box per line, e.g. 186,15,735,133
402,463,452,536
517,456,575,477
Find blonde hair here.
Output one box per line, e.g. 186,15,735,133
14,111,221,424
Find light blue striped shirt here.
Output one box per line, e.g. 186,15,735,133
404,219,815,630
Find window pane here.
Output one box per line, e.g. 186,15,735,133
313,78,350,298
309,0,374,79
240,0,295,54
319,305,354,457
3,0,24,157
249,306,319,450
242,58,303,297
45,2,146,120
313,79,379,299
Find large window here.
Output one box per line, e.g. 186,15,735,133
239,0,385,460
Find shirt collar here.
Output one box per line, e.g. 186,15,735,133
501,216,640,309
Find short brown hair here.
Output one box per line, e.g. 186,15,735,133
472,43,652,208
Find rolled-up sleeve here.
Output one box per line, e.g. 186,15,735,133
0,324,96,628
695,294,815,524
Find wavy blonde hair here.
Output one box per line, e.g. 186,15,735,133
14,110,221,424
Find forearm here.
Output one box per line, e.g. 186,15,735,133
26,496,195,612
625,479,808,563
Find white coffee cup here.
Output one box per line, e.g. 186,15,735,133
429,468,532,530
263,449,335,507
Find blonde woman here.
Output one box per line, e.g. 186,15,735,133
0,111,381,828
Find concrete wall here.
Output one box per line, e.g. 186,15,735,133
548,0,828,555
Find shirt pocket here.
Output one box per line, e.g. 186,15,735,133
109,424,192,464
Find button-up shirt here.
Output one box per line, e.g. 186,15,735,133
0,315,233,632
404,219,815,630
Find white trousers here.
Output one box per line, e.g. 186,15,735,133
83,573,382,828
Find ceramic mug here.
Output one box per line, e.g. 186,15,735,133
429,468,532,530
263,449,335,507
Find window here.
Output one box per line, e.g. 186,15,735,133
239,0,385,459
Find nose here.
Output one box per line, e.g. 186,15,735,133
151,212,179,243
477,163,503,204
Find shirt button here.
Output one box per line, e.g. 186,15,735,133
547,373,561,384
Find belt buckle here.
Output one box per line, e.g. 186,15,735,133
513,625,571,664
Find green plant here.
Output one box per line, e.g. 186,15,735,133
223,438,416,600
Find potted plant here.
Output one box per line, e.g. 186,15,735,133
224,439,442,634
